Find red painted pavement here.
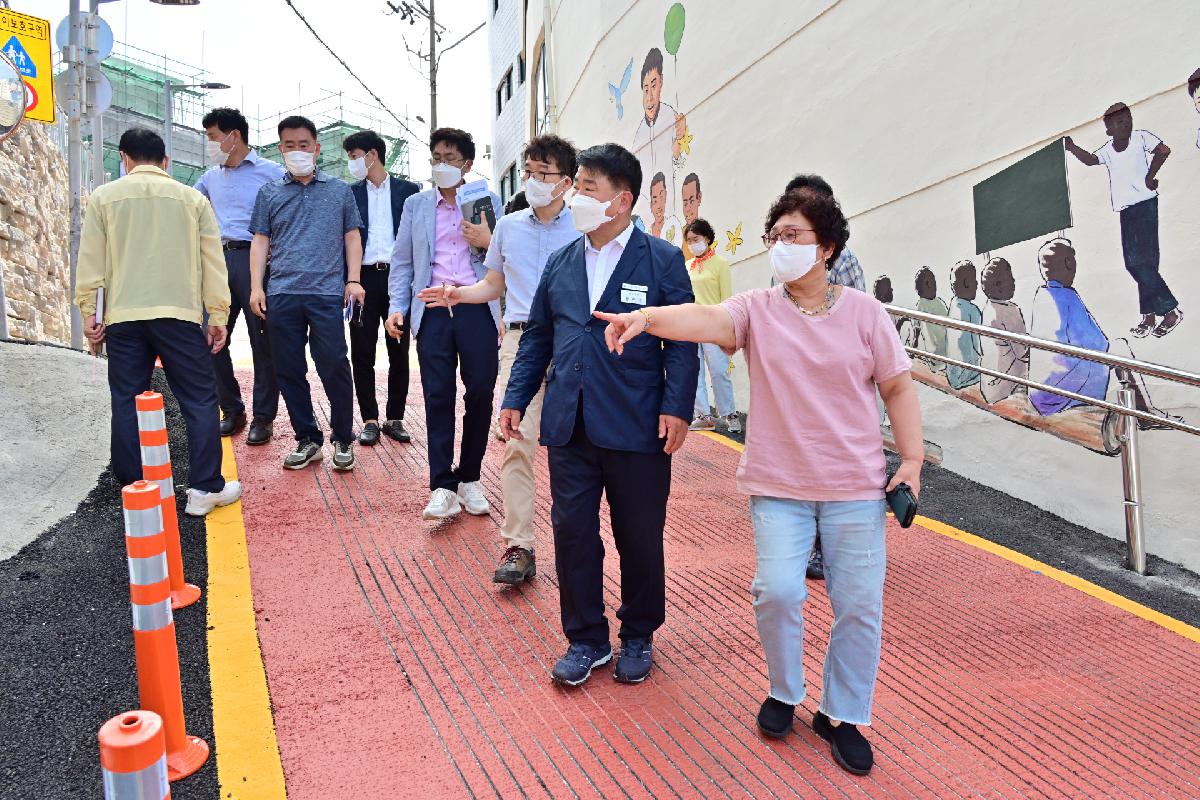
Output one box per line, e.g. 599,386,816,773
232,371,1200,799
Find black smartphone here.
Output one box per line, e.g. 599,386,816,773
885,481,918,528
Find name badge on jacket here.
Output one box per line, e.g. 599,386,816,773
620,282,648,306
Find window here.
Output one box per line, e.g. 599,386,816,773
518,54,526,85
499,161,518,203
496,68,514,117
534,45,550,133
504,68,513,101
493,0,499,14
495,86,503,117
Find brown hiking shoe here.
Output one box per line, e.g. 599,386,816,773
493,546,536,585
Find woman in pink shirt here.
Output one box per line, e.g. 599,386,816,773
594,188,923,777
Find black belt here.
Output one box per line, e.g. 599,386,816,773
222,240,251,251
507,322,529,331
364,262,390,270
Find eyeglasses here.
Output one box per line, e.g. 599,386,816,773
521,169,564,182
429,155,466,166
761,228,816,247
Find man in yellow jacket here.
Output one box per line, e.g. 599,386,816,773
74,127,242,517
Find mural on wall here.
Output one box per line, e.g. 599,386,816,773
1064,102,1182,339
649,170,683,247
608,57,634,121
947,260,983,391
681,172,702,224
978,258,1029,405
1190,69,1200,149
724,221,743,256
632,46,687,223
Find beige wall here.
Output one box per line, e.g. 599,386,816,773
0,122,70,344
544,0,1200,569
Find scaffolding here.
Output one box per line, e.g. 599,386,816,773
80,42,411,186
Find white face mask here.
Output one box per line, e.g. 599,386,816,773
283,150,316,177
524,176,566,209
431,162,462,188
770,242,821,284
688,241,709,257
347,155,369,181
205,132,232,166
570,192,617,234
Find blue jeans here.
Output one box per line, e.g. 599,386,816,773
750,495,887,725
266,293,355,445
694,342,735,418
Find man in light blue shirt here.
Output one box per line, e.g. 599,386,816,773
417,135,581,586
196,107,287,446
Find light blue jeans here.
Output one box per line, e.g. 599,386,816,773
750,495,887,725
694,342,736,418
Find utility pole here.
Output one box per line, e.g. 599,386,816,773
65,0,84,350
427,0,436,130
87,0,105,188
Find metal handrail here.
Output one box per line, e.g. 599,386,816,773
884,305,1200,389
883,302,1199,576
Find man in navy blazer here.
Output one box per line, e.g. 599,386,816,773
344,130,421,446
500,143,698,687
386,128,503,521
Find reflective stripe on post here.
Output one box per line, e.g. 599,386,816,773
120,481,209,783
98,709,170,800
134,392,200,610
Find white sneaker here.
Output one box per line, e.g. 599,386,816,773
422,488,462,520
457,481,490,516
725,413,743,434
184,480,243,517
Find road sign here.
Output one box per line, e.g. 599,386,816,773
56,14,114,62
0,9,53,123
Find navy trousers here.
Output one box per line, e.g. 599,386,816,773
1119,196,1177,316
547,407,671,647
266,293,355,446
211,247,280,421
348,265,410,422
414,304,498,492
105,319,225,493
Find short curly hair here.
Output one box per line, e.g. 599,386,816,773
764,188,850,266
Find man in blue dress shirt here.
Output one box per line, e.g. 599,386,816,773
196,108,286,445
501,143,698,687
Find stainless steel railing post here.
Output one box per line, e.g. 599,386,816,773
1116,388,1146,575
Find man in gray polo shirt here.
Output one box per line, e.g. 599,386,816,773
248,115,364,471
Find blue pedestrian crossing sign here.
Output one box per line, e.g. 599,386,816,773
1,37,34,79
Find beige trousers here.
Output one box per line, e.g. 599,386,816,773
497,329,545,550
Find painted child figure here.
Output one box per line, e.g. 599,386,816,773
913,267,949,373
946,260,983,390
1064,102,1181,338
978,258,1029,405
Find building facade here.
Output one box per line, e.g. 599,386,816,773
487,0,528,204
512,0,1200,570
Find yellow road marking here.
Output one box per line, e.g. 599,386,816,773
206,437,289,798
695,429,1200,645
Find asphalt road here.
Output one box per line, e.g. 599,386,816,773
0,373,218,800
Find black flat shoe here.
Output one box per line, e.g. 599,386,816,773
359,422,381,446
247,418,273,445
756,697,794,739
220,411,247,437
813,711,873,775
381,419,411,443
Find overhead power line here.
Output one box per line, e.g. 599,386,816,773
282,0,426,143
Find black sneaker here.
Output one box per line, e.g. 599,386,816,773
381,419,411,443
331,441,355,472
551,642,612,687
613,638,653,684
283,439,322,470
756,697,795,739
806,547,825,580
813,711,873,776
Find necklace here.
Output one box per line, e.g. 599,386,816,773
785,283,836,317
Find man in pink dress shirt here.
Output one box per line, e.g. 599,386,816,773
387,128,504,521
